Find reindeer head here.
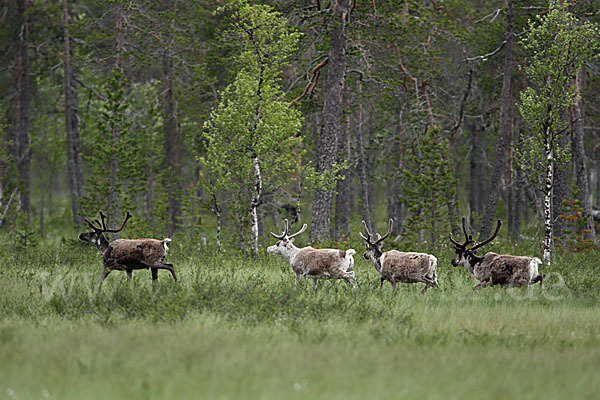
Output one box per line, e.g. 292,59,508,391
79,210,132,247
359,219,393,261
449,217,501,269
267,219,307,256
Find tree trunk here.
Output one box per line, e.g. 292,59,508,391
108,5,126,220
62,0,84,225
571,66,596,243
479,0,514,240
506,130,517,239
310,0,350,242
249,157,262,256
355,80,374,234
387,109,405,235
334,112,351,241
211,194,222,255
163,4,181,236
10,0,31,223
543,127,554,265
468,121,486,227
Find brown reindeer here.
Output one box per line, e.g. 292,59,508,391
79,211,176,287
360,219,438,293
449,217,544,289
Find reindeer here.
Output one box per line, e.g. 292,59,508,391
79,211,176,287
449,217,545,289
360,219,438,293
267,219,357,289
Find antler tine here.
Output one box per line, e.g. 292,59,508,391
84,217,102,231
448,232,462,247
270,219,291,240
99,210,107,230
461,216,469,241
360,220,374,244
374,218,393,244
104,211,132,233
449,216,473,248
471,219,502,251
362,220,373,237
288,222,307,240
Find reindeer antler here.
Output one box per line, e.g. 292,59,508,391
470,219,502,251
360,219,393,245
84,217,103,231
288,222,307,239
102,211,132,233
270,219,307,240
449,216,475,249
270,218,290,240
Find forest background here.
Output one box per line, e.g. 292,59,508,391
2,0,600,260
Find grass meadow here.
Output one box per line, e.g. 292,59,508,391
0,231,599,399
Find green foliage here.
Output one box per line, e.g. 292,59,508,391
79,68,168,236
13,210,38,252
201,0,309,246
517,3,600,184
401,127,457,245
556,185,596,253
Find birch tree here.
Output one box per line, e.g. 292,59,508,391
201,0,303,256
518,4,600,264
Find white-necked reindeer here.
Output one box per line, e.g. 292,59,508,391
267,219,357,289
360,219,438,293
79,210,176,287
449,217,544,289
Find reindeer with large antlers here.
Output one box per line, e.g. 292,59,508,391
267,219,357,289
79,211,176,287
449,217,544,289
360,219,438,293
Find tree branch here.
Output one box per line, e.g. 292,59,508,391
289,57,328,107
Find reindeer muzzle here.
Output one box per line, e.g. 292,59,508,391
79,232,92,243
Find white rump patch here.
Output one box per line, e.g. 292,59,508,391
162,238,171,255
529,257,542,280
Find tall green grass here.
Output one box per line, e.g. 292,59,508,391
0,234,599,399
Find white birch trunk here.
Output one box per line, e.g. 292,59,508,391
250,157,263,256
543,133,553,265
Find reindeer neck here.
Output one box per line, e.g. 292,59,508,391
95,234,111,255
467,253,484,272
282,242,302,262
368,247,383,272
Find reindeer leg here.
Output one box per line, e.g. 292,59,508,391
380,277,385,290
391,279,398,292
313,278,319,292
152,263,177,282
151,268,158,281
531,273,546,287
343,274,358,289
473,278,491,290
98,268,111,290
126,270,132,282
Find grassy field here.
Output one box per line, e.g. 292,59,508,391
0,234,599,399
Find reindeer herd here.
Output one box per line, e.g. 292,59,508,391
79,210,545,292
